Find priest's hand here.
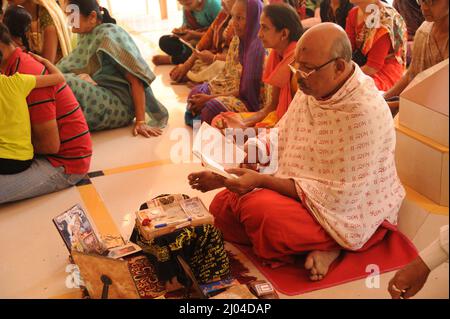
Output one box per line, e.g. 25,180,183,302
188,171,226,192
223,168,263,195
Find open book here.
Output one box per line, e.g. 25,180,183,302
192,122,246,179
178,37,200,54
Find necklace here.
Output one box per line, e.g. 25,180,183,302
431,23,449,60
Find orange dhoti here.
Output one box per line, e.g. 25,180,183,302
210,189,393,263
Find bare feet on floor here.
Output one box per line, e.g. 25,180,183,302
304,250,341,281
152,55,172,66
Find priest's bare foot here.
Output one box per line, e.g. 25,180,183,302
188,171,226,193
304,250,341,281
152,55,172,66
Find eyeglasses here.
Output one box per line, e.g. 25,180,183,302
288,58,339,79
416,0,433,6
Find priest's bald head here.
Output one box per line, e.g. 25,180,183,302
292,22,354,100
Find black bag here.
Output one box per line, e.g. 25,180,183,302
131,194,231,298
352,29,368,67
352,48,368,67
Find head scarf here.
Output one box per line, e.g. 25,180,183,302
238,0,265,112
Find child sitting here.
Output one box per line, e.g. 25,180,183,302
0,52,65,174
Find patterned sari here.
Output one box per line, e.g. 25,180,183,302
187,10,234,82
346,3,407,91
212,41,297,129
407,21,449,82
185,0,265,126
57,23,168,131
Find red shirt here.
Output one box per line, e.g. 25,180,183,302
4,48,92,175
346,7,393,70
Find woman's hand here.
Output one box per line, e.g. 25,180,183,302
219,113,247,129
194,50,216,64
223,168,264,195
133,122,163,138
179,30,196,42
188,94,213,114
172,27,188,36
387,100,399,109
170,63,190,82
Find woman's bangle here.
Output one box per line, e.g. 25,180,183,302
136,120,146,125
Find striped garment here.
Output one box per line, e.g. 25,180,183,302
4,48,92,175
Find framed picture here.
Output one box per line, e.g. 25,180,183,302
53,204,105,255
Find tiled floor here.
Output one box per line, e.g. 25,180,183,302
0,12,448,299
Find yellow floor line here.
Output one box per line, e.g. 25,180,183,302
77,184,124,249
102,159,173,176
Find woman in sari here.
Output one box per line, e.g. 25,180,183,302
152,0,222,66
384,0,448,112
345,0,408,91
8,0,72,63
170,0,236,83
212,3,304,130
185,0,265,127
57,0,168,137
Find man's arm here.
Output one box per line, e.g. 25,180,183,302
224,168,301,201
388,225,449,299
259,174,300,200
419,225,449,271
31,119,61,154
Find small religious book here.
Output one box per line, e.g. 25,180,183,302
53,204,106,255
192,122,246,180
178,37,200,54
54,204,139,257
135,195,214,240
107,242,142,259
210,284,257,299
200,278,240,297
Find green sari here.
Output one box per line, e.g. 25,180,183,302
57,23,168,131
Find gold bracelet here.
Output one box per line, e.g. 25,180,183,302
136,120,146,125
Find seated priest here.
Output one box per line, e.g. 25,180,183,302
188,23,406,281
